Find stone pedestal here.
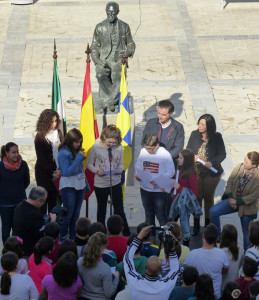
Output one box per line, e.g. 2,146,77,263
93,92,135,186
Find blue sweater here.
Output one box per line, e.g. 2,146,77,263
0,160,30,206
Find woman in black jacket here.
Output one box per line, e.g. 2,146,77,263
187,114,226,235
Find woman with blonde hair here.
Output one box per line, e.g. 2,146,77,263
87,124,130,236
210,151,259,251
58,128,89,241
77,232,119,300
35,109,62,214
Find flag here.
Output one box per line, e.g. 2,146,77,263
79,61,99,199
52,58,67,136
116,63,132,199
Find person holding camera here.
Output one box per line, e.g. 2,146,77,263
123,225,179,300
13,186,57,256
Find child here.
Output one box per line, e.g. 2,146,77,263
249,282,259,300
58,128,90,241
74,217,91,257
235,256,258,300
135,134,175,235
137,222,159,258
44,222,60,263
0,252,38,299
169,148,200,246
28,236,54,294
107,215,128,263
0,236,28,274
219,281,242,300
56,239,78,262
87,125,130,236
169,266,198,300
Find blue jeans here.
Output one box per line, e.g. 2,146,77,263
209,199,255,251
141,188,168,231
60,187,85,241
0,206,15,243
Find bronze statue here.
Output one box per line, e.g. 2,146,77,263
91,2,135,112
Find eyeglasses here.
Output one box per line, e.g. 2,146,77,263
106,141,118,147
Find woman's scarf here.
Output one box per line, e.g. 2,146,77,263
45,129,61,168
236,167,258,198
3,155,22,171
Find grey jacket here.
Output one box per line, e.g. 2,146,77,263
142,118,184,159
91,19,135,65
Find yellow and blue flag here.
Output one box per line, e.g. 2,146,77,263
116,63,132,199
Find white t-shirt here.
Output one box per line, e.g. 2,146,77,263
135,146,175,192
245,245,259,280
0,273,38,300
185,247,229,299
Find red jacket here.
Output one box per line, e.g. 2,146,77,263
174,173,197,197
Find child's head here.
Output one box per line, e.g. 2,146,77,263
221,281,241,300
243,257,258,278
203,224,218,245
34,237,54,265
57,239,78,262
142,134,159,154
194,273,215,299
249,220,259,247
127,234,142,253
177,148,196,179
75,217,91,237
2,236,24,259
107,215,124,235
44,222,60,240
249,282,259,299
137,222,150,242
182,266,199,286
88,222,106,237
0,252,18,295
59,128,83,157
100,125,122,145
53,251,78,288
220,224,239,261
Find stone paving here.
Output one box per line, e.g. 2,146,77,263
1,0,259,247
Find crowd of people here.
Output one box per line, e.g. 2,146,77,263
0,98,259,299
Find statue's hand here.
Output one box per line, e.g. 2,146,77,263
118,50,128,58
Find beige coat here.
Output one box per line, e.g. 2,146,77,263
226,163,259,217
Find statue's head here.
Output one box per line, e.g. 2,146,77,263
106,2,119,23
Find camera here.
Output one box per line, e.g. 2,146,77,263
154,224,178,253
45,206,68,226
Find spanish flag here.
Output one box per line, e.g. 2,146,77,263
116,63,132,199
79,59,99,199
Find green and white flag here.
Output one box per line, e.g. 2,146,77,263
52,58,67,135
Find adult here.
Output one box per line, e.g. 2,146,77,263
0,252,38,300
210,151,259,251
142,100,184,161
35,109,62,214
91,1,135,111
13,186,56,256
41,251,82,300
58,128,90,241
123,225,179,300
0,142,30,243
87,125,130,236
184,224,229,299
187,114,226,235
77,232,119,300
135,134,175,235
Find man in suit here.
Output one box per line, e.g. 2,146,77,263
91,2,135,111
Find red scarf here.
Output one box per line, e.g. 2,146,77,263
3,155,22,171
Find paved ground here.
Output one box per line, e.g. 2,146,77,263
1,0,259,248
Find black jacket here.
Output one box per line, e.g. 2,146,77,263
142,118,184,159
187,130,226,176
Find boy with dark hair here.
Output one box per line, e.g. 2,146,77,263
249,282,259,300
44,222,60,262
236,257,258,300
107,215,128,263
74,217,91,257
169,266,198,300
137,222,159,257
185,224,229,299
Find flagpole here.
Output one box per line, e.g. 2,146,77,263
53,39,57,59
85,43,91,218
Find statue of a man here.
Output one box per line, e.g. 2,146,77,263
91,2,136,112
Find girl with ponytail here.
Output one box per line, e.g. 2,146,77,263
0,251,38,299
28,236,54,294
